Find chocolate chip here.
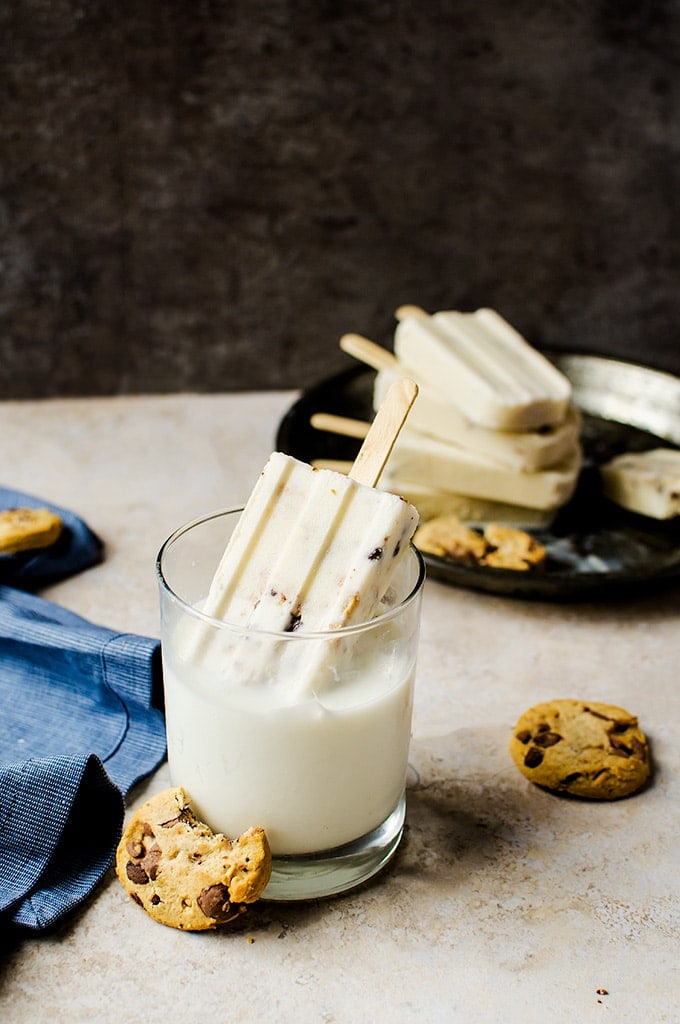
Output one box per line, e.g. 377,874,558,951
150,894,161,905
141,822,155,839
561,772,583,786
126,839,144,859
533,730,562,748
515,729,531,744
631,736,647,760
160,807,192,828
285,610,302,632
585,708,636,729
612,719,636,732
126,861,149,885
368,547,384,560
524,747,544,768
609,736,632,757
536,722,551,733
141,843,162,881
197,884,241,924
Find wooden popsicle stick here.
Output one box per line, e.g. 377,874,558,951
348,377,418,487
339,332,399,372
310,412,370,440
394,304,429,321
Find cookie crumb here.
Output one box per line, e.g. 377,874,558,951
414,515,546,571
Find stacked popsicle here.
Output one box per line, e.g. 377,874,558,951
339,306,582,526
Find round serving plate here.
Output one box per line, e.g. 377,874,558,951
276,354,680,600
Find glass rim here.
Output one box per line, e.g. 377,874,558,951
156,505,426,641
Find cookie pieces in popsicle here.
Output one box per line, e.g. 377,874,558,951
509,699,651,799
116,787,272,930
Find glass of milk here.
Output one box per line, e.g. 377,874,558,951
156,506,425,900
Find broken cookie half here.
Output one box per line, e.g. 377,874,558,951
115,786,272,930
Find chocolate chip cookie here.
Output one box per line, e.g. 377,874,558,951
0,507,63,554
116,787,272,930
509,699,651,799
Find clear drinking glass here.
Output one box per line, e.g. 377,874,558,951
156,507,425,900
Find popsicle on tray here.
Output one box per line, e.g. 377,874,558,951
373,367,580,472
600,448,680,519
377,472,557,528
310,411,580,515
340,332,579,472
393,306,572,431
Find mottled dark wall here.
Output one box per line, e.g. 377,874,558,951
1,0,678,397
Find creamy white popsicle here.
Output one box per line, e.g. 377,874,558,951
600,448,680,519
202,451,418,634
373,366,581,471
388,427,581,510
394,307,572,430
378,471,557,527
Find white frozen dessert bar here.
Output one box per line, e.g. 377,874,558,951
394,307,572,431
202,452,418,633
600,448,680,519
373,367,581,471
378,472,556,528
388,428,581,510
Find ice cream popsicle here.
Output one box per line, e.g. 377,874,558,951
310,410,580,514
340,332,579,472
202,378,419,635
377,472,557,528
393,307,572,431
600,448,680,519
373,366,580,472
202,451,419,634
388,427,581,511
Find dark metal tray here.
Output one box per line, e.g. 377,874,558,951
276,354,680,600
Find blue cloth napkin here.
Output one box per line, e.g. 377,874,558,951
0,488,166,931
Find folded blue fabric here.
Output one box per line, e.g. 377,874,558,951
0,490,166,932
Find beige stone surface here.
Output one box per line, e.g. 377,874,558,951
0,393,678,1022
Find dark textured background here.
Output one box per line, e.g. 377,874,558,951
1,1,678,397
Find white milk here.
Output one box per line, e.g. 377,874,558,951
163,619,416,856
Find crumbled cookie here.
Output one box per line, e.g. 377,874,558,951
115,787,272,930
509,699,651,799
481,523,547,570
413,515,488,563
413,514,546,572
0,507,63,554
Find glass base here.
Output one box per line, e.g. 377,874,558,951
263,795,406,901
